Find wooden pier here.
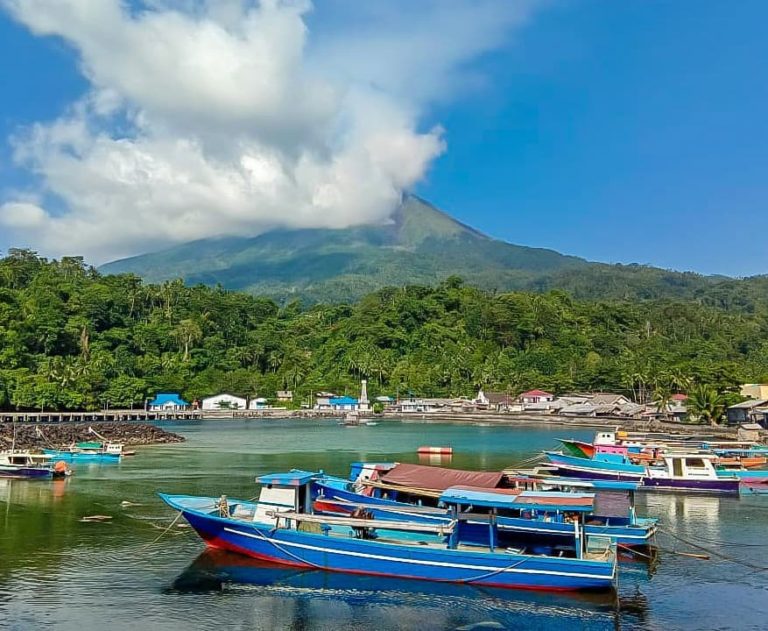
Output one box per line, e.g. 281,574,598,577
0,409,203,423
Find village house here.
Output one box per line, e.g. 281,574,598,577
148,393,188,411
329,396,359,412
248,397,269,410
200,393,247,410
314,392,337,410
276,390,293,402
727,400,768,428
518,389,555,405
474,390,520,412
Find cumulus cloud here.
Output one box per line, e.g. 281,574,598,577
0,0,536,263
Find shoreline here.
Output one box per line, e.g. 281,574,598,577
0,422,185,451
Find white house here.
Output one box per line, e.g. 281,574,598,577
201,393,247,410
248,397,268,410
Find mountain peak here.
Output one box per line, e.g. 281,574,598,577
100,196,585,302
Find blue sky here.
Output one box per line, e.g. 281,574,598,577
0,1,766,276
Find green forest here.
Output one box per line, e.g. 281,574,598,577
0,250,766,419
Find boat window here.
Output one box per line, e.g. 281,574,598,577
685,458,706,468
672,458,683,477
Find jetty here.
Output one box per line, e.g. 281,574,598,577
0,409,202,423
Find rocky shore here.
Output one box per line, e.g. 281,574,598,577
0,422,185,450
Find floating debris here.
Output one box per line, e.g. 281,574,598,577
79,515,113,523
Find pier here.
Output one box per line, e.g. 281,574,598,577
0,409,203,423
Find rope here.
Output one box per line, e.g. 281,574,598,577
246,521,538,585
657,527,768,571
137,510,185,551
617,543,656,561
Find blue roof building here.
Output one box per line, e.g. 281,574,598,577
149,393,189,410
329,396,359,410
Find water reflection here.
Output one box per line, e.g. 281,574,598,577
167,549,634,630
0,477,71,506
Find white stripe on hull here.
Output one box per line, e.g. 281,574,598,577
222,527,615,580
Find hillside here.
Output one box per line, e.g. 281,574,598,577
100,195,757,304
100,195,589,301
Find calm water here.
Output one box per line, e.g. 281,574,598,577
1,419,767,630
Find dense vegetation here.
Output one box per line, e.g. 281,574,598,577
0,250,765,415
102,195,768,305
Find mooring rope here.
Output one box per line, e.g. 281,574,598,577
657,527,768,571
247,521,540,585
137,510,186,551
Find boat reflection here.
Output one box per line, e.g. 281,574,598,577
166,549,647,626
0,476,71,505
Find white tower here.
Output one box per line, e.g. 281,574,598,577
359,379,370,411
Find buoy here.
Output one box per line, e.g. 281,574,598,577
54,461,68,473
417,446,453,455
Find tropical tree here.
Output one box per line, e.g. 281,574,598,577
687,384,727,426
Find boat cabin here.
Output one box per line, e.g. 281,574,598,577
438,486,612,560
649,453,721,480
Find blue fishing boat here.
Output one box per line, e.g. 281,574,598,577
43,441,123,463
315,467,657,548
160,472,617,591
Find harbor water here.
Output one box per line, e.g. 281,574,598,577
1,419,767,630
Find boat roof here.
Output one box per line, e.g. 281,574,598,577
439,486,595,512
255,471,320,487
381,463,504,491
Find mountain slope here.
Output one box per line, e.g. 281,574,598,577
101,195,757,304
100,195,590,301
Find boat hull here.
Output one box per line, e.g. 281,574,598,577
0,465,53,479
160,494,616,592
546,454,740,495
43,450,121,463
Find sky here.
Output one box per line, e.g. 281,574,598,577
0,0,766,276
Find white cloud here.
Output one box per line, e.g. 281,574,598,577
0,0,537,263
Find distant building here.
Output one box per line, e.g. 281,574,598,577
149,393,188,411
314,392,337,410
740,384,768,400
394,398,450,414
276,390,293,402
201,393,246,410
727,400,768,427
329,396,359,411
518,390,554,405
249,397,268,410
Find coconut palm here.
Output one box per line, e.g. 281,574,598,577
687,384,726,426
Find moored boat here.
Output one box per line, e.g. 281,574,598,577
0,451,69,479
43,441,123,462
545,451,741,495
160,472,617,592
316,465,657,549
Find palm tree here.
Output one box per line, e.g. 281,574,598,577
653,387,672,420
687,384,726,426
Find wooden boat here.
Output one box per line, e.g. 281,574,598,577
544,450,741,495
44,441,123,462
315,465,657,549
0,451,69,479
160,472,617,591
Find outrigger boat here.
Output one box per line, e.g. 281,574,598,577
160,472,617,591
314,464,657,549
